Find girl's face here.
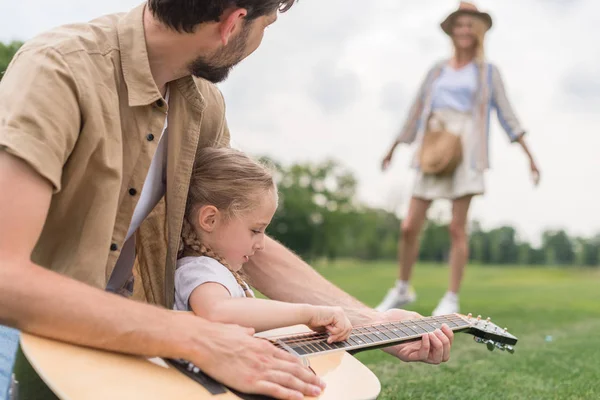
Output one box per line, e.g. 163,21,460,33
451,15,476,51
204,189,278,271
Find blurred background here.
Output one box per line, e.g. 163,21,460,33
1,0,599,399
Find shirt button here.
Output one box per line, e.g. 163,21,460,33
155,99,165,108
146,133,155,141
110,243,118,251
129,188,137,196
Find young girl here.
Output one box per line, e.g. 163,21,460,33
174,147,352,343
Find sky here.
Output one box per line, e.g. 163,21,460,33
2,0,599,245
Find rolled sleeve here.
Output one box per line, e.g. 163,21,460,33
491,65,526,143
0,47,81,193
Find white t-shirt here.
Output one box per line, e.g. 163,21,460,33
106,91,169,293
431,62,478,113
174,256,254,311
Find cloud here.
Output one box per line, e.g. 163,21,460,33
308,60,361,113
559,64,600,111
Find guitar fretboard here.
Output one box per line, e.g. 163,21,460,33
272,315,469,356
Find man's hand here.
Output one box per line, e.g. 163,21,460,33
376,309,454,364
185,317,325,400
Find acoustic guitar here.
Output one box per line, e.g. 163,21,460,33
19,313,517,400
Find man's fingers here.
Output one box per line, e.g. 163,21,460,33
414,332,430,361
270,344,304,365
434,327,452,362
253,380,304,400
271,357,325,390
262,370,323,398
441,323,454,347
427,330,444,364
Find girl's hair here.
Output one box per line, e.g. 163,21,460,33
178,147,277,297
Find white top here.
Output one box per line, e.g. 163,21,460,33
106,90,169,293
174,256,253,311
430,62,478,113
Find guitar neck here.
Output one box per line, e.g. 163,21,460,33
271,314,470,356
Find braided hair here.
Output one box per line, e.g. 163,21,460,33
179,218,254,297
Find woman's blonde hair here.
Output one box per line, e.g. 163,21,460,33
470,16,488,63
178,147,277,297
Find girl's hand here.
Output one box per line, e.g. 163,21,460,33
306,306,352,343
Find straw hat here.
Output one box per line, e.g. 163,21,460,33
440,2,493,35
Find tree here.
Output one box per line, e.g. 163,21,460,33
542,230,574,265
267,158,358,261
0,41,24,81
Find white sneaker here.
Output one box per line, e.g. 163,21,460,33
375,286,417,311
432,295,459,316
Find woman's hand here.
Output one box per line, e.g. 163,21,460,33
306,305,353,343
530,158,540,186
381,149,394,171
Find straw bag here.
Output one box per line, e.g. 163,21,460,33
419,121,463,177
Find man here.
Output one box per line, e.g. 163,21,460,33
0,1,454,399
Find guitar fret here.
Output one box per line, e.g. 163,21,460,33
381,323,403,340
402,322,425,335
391,322,412,338
412,319,431,333
371,325,393,341
362,326,381,343
355,328,374,344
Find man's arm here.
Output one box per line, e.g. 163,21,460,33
245,237,376,324
0,152,324,399
245,236,453,364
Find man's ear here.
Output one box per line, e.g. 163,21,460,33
197,205,219,232
218,7,248,45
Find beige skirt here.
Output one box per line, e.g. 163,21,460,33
412,109,485,200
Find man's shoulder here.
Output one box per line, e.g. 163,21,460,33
192,78,226,110
17,12,125,60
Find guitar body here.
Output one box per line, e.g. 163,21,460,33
20,325,381,400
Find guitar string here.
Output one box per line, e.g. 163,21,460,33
278,315,468,347
277,315,469,350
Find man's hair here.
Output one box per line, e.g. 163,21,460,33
148,0,297,33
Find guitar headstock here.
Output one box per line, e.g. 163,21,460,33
460,313,518,353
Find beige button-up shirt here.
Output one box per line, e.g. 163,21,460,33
0,3,230,308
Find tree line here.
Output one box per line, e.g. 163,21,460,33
267,157,600,267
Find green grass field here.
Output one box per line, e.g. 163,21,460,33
312,261,600,400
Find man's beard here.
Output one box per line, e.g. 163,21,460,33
189,23,251,83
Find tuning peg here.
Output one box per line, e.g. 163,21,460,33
477,315,482,320
495,342,505,351
467,313,472,319
505,345,515,354
485,340,495,351
504,327,508,332
486,317,491,323
473,336,483,344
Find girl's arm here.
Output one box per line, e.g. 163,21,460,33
189,283,352,343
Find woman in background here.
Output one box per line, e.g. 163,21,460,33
376,2,540,316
